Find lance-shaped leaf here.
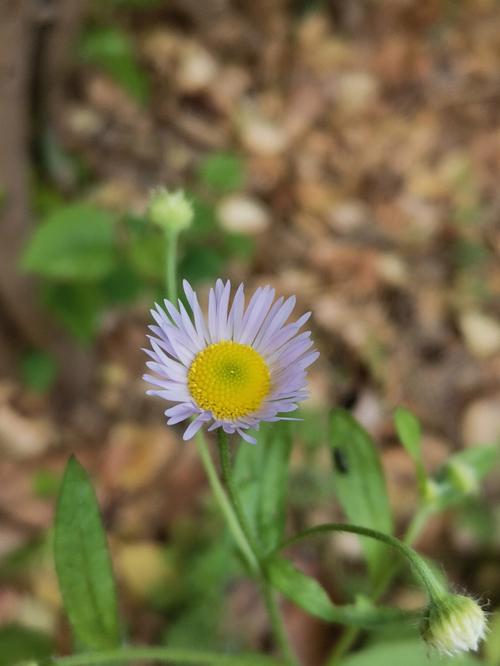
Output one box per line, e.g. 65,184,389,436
329,409,393,584
266,557,412,627
54,456,121,650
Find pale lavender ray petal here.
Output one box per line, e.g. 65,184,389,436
177,300,204,351
162,299,183,327
254,295,296,350
165,403,196,417
183,417,206,441
238,429,257,444
216,280,231,341
145,361,187,382
238,287,275,345
146,388,192,401
183,280,210,343
208,286,218,343
229,283,245,340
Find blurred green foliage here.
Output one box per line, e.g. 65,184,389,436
340,638,480,666
198,153,246,193
23,151,253,346
20,350,57,393
79,26,150,104
0,625,53,665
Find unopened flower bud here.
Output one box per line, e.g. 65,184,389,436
148,188,193,234
421,594,487,656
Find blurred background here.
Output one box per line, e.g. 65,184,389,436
1,0,500,664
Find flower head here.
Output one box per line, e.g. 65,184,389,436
144,279,318,443
148,188,193,233
420,594,488,657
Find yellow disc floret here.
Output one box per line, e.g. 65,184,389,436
188,341,271,420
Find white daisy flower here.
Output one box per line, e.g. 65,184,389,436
144,279,318,443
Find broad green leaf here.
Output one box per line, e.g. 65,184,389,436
79,27,149,104
22,205,116,281
233,423,292,554
20,350,57,393
329,409,393,584
393,408,422,462
340,638,480,666
198,152,245,192
54,457,121,650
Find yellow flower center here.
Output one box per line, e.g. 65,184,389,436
187,341,271,420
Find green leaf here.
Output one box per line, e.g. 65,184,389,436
198,152,245,192
20,350,57,393
394,408,422,462
22,204,116,281
79,27,149,104
234,423,292,554
340,638,480,666
393,407,428,494
447,445,499,479
266,557,412,628
0,625,53,665
267,556,335,622
257,427,292,553
329,409,393,584
54,456,121,650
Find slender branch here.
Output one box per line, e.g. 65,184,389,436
277,523,446,603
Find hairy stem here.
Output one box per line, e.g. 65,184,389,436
216,430,299,666
306,511,435,665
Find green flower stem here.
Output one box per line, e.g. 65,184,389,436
44,646,281,666
278,523,447,604
216,431,298,666
326,507,431,665
165,230,178,302
195,431,259,575
216,431,260,556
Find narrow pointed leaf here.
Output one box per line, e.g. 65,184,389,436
54,456,121,650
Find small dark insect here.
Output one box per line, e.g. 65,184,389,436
333,447,349,474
